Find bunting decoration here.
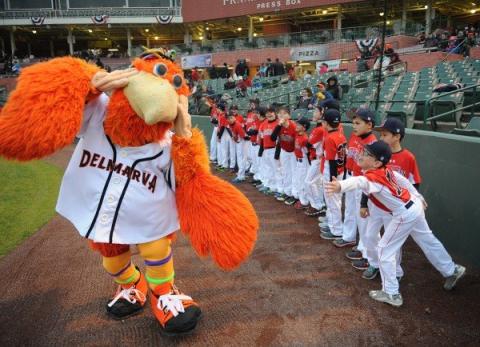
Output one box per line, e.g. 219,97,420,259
30,17,45,26
355,38,378,55
91,15,109,25
156,15,173,24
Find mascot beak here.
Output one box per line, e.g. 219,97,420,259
123,71,179,125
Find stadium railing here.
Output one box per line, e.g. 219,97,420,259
425,83,480,130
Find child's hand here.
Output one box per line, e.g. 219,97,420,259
360,208,370,218
422,198,428,210
324,177,341,195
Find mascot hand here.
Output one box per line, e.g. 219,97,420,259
92,68,139,93
174,95,192,138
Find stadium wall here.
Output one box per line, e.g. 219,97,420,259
192,116,480,268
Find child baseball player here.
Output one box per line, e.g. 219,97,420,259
291,118,311,209
208,99,219,164
271,106,297,202
216,103,230,172
258,106,279,195
319,109,347,239
334,109,377,272
228,112,249,183
325,140,466,307
304,105,327,216
245,108,261,178
252,107,267,187
361,118,422,280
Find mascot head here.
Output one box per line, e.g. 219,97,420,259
104,48,190,147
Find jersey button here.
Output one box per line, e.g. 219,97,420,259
120,151,128,158
107,195,115,203
100,214,109,223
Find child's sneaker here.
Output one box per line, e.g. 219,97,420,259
106,271,148,320
276,194,287,202
332,239,356,248
231,178,245,184
346,248,363,260
150,283,202,336
284,197,298,206
294,201,309,210
369,290,403,307
352,258,369,270
304,207,322,216
320,230,341,240
362,266,380,280
443,264,466,291
258,186,269,193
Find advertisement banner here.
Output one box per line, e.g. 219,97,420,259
316,59,342,71
290,45,328,62
181,54,213,69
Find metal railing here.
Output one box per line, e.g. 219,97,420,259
424,83,480,130
174,26,421,56
0,7,181,18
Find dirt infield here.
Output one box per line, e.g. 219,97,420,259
1,146,479,346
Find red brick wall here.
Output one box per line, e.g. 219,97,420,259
0,78,17,93
469,47,480,59
263,23,292,36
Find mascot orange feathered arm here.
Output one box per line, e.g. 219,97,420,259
0,56,258,271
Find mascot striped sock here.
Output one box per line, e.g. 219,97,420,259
137,237,174,290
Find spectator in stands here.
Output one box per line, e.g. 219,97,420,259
438,32,449,51
295,88,315,110
316,82,333,105
191,67,200,82
326,76,342,100
294,60,303,79
356,55,369,72
266,58,275,77
219,63,229,78
385,46,401,72
274,58,285,76
319,63,329,74
209,64,218,79
236,75,252,97
288,65,297,81
303,70,312,80
235,59,249,79
224,77,236,90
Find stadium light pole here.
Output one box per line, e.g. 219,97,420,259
374,0,388,124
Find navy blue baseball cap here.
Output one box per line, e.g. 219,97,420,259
323,109,341,124
296,118,311,131
354,107,376,125
257,106,267,116
322,99,340,111
364,140,392,165
375,117,405,139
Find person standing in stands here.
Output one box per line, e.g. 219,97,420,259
326,76,343,100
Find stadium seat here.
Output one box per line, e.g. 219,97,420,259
291,109,307,120
451,117,480,137
386,103,417,128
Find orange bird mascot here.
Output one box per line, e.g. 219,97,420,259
0,49,258,336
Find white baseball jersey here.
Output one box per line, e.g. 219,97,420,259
56,93,179,244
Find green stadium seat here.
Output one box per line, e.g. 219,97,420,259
451,117,480,137
386,103,417,128
291,109,307,120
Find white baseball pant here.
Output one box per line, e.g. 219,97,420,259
278,149,295,196
305,159,325,210
292,158,309,205
261,148,280,192
228,135,236,169
235,139,248,180
322,166,343,237
209,126,218,161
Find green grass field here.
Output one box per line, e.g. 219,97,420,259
0,159,62,257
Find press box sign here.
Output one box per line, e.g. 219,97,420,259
290,45,329,61
222,0,302,9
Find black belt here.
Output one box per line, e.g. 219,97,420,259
296,158,303,162
251,143,258,146
405,200,414,209
264,146,275,150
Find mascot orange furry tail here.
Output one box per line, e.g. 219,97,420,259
0,50,258,336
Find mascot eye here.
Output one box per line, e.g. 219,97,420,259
172,75,183,89
153,63,168,77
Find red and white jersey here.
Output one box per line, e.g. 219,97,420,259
321,129,347,175
210,105,219,125
278,120,296,152
294,133,308,159
217,111,228,128
346,132,377,176
230,121,247,143
339,167,422,216
308,125,325,160
245,112,260,144
234,113,244,124
259,119,279,149
388,149,422,184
